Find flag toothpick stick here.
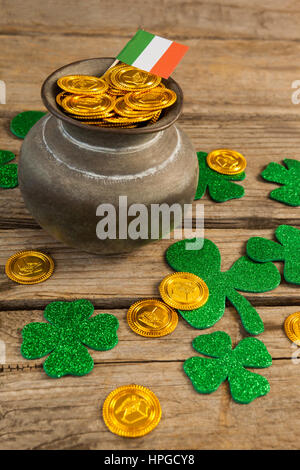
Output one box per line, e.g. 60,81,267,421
104,30,189,79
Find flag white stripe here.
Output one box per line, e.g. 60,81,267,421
132,35,172,71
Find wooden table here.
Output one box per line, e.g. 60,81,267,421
0,0,299,450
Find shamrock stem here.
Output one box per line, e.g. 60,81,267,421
226,289,264,335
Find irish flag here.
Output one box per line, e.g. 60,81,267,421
117,30,189,79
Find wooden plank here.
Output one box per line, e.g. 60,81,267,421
0,228,299,309
1,115,300,230
0,0,299,452
0,304,297,368
1,0,300,41
0,34,299,115
0,359,298,450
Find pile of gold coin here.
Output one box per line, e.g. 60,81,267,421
127,272,209,339
56,63,177,129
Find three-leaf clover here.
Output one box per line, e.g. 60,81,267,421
166,238,281,335
195,152,245,202
21,299,119,378
184,331,272,404
247,224,300,285
261,158,300,206
0,149,18,188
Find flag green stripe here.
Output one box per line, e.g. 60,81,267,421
117,30,155,64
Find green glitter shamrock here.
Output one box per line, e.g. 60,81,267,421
195,151,245,202
166,238,281,335
261,158,300,206
0,149,18,188
247,224,300,285
10,111,46,139
184,331,272,404
21,299,119,378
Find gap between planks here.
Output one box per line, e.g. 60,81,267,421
3,30,300,42
1,295,300,311
2,218,300,231
0,356,290,374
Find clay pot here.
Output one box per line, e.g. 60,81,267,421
19,58,198,254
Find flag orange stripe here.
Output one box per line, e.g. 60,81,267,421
150,42,189,78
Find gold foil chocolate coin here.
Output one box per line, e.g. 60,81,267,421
150,110,162,123
97,124,137,128
70,111,115,120
56,91,69,106
127,299,178,337
61,93,115,116
114,97,153,118
110,65,161,91
125,88,177,111
103,384,161,437
107,87,127,96
56,66,176,128
93,121,137,128
57,75,108,95
104,115,152,124
159,272,209,310
206,149,247,175
5,251,54,285
284,312,300,344
102,63,128,84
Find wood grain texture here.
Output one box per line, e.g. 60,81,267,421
1,115,300,230
0,228,300,310
0,34,299,116
0,304,297,369
0,0,300,451
0,360,299,450
1,0,300,41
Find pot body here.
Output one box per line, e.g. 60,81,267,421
19,115,198,254
19,57,198,254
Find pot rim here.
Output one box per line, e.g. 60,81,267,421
41,57,183,135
